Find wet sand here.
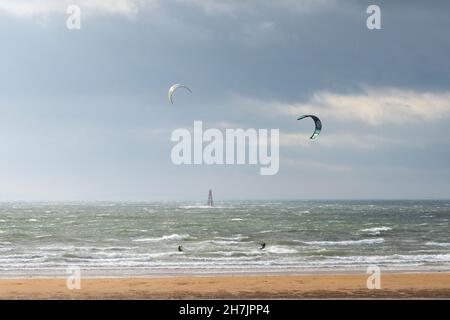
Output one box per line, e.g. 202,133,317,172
0,273,449,299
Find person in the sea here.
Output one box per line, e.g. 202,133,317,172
259,242,266,250
178,245,183,252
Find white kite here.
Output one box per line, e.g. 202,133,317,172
168,84,192,104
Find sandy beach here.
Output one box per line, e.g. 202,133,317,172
0,273,449,299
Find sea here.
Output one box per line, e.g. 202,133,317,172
0,200,449,278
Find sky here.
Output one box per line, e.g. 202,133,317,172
0,0,449,201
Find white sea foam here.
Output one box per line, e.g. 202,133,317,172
1,253,449,271
426,242,450,247
360,226,392,235
209,250,263,257
210,240,241,245
266,246,297,254
132,234,190,242
302,238,385,246
214,235,248,241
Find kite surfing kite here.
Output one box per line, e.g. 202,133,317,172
168,84,192,104
297,115,322,140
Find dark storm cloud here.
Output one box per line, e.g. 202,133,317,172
0,0,449,200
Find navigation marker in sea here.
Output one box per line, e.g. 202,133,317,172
207,189,214,207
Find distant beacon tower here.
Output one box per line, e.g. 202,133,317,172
207,189,214,207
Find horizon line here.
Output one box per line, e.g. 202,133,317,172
0,198,449,203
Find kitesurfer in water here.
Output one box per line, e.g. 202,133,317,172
259,242,266,250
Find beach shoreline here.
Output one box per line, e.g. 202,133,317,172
0,272,449,299
1,265,449,279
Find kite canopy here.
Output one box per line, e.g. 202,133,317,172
168,84,192,104
297,115,322,140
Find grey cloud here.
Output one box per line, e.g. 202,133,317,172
0,0,449,200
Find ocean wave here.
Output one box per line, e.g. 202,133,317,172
214,235,248,241
63,253,95,259
302,238,385,246
190,240,246,250
320,253,450,265
1,252,449,271
38,245,139,252
266,246,297,254
209,250,263,257
360,226,392,235
426,242,450,247
209,240,241,245
258,230,273,234
230,218,244,221
179,205,213,209
132,234,190,242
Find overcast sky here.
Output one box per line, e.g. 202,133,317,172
0,0,449,201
